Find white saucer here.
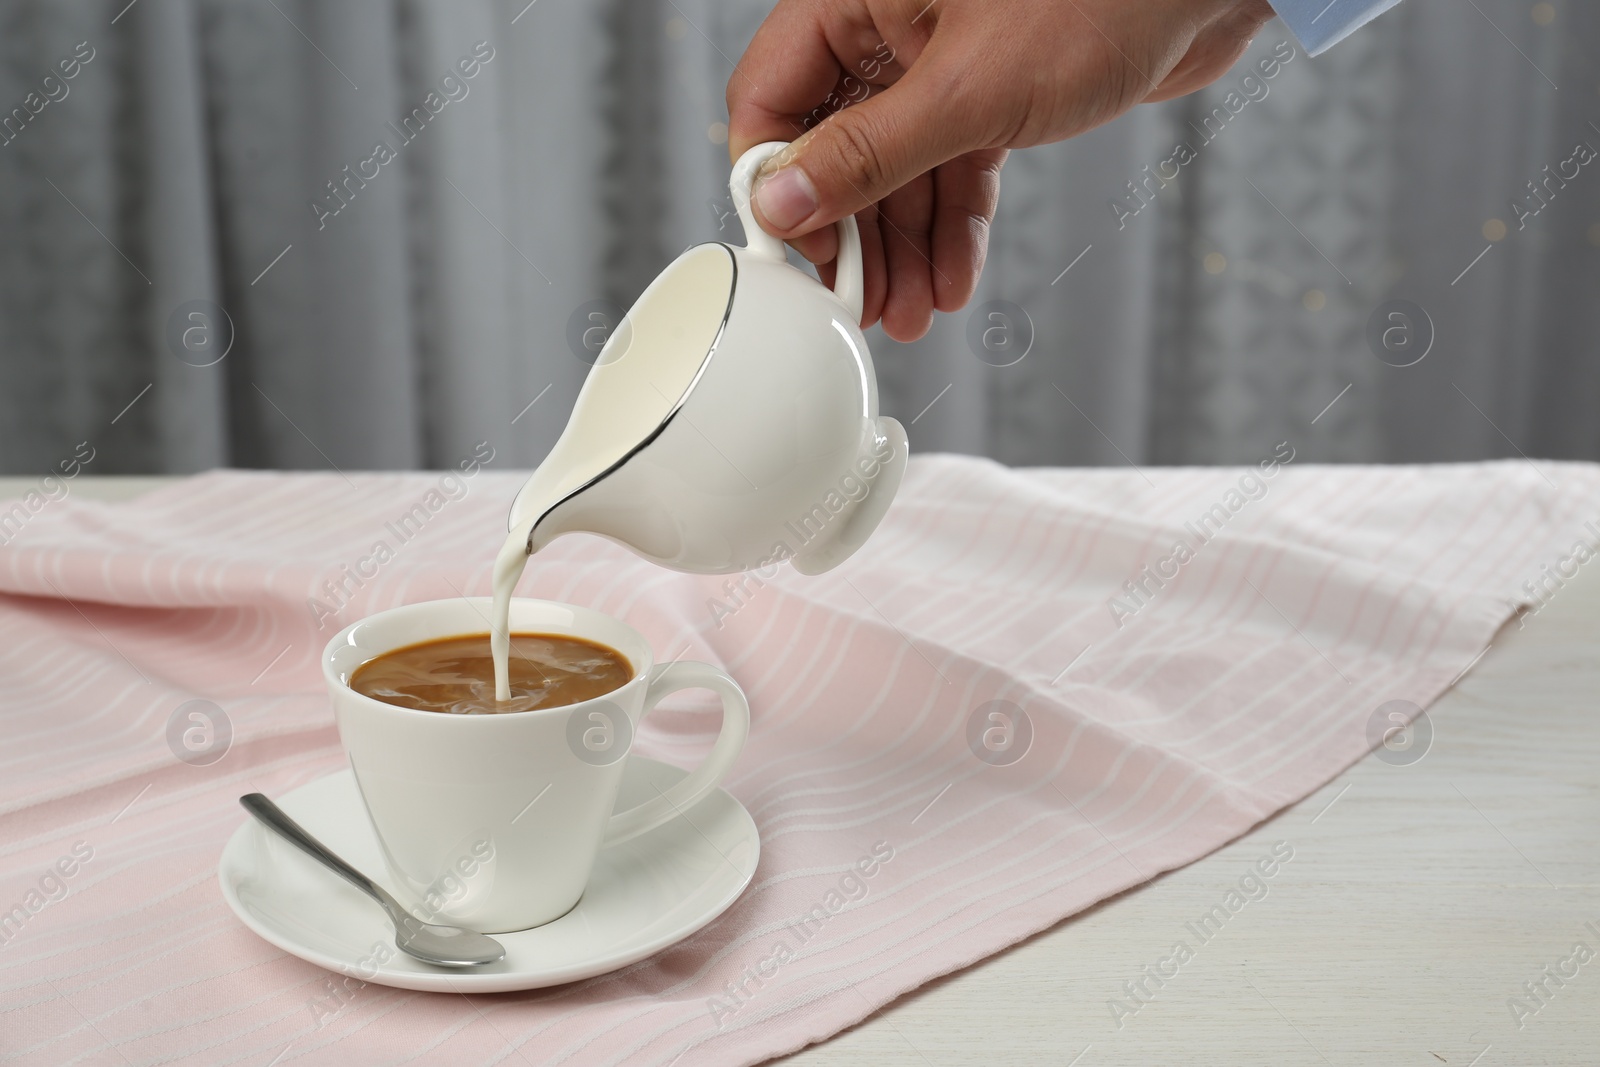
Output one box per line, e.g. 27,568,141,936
219,758,759,993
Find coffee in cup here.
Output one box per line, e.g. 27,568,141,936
350,632,632,715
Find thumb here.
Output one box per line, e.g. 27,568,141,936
751,59,983,238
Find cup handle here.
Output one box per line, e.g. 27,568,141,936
602,661,750,846
729,141,865,324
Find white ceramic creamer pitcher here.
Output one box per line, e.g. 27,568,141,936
506,141,908,576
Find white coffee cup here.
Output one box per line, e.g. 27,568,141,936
323,597,750,933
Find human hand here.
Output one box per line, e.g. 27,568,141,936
727,0,1277,341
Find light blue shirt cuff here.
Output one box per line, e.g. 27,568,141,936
1268,0,1405,55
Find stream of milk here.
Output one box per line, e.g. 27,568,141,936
490,524,532,702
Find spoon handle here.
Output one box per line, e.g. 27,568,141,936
240,793,389,908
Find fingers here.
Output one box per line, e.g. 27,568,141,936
931,149,1006,312
849,151,1003,339
857,203,889,329
789,227,839,266
726,0,881,160
876,174,936,341
749,46,989,243
799,151,1000,341
726,0,903,294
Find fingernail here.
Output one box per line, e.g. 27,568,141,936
754,166,819,231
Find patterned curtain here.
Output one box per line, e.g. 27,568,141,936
1,0,1595,474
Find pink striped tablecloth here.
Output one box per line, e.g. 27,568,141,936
2,457,1597,1066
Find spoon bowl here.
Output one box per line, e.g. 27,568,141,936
391,914,507,969
240,793,505,969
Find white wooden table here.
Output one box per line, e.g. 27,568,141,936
5,476,1596,1067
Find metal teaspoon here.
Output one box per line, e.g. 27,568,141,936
239,793,506,968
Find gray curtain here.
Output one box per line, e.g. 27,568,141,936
1,0,1596,474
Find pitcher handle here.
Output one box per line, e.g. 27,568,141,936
729,141,864,324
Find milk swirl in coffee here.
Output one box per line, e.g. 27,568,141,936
352,629,630,715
